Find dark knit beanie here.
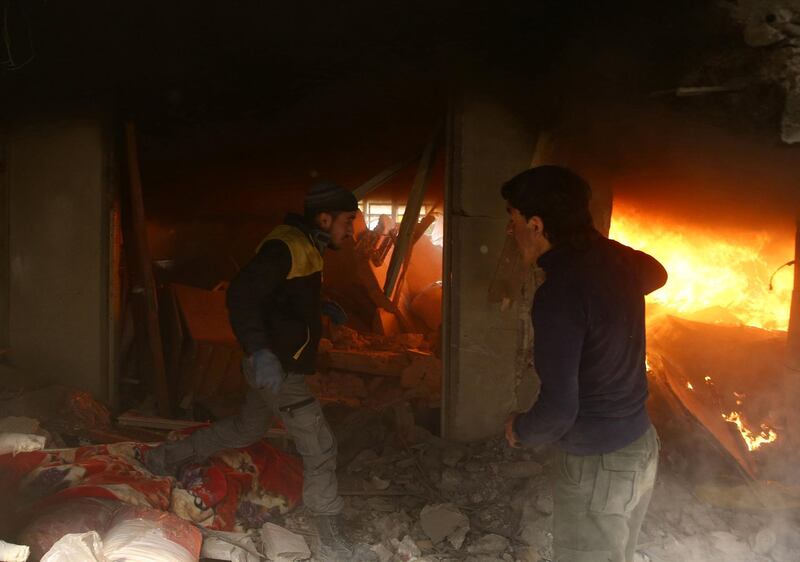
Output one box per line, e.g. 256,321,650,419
304,181,359,214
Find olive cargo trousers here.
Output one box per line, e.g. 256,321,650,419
553,426,660,562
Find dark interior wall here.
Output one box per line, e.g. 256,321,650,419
0,129,7,349
7,115,110,399
139,79,444,288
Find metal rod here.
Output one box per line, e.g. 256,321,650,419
383,123,441,298
787,214,800,370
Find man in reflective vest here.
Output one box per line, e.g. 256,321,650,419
146,181,358,560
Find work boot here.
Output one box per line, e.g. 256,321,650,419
313,514,354,561
142,438,196,477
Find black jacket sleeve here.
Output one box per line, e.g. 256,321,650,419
226,240,292,355
513,281,586,447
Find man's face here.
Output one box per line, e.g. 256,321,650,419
318,211,357,250
506,204,551,265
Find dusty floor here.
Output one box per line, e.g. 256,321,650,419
273,424,800,562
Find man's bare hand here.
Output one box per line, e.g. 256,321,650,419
505,413,521,448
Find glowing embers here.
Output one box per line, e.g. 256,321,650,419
722,410,778,452
610,207,794,330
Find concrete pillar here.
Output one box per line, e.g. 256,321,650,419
7,115,111,399
442,91,539,441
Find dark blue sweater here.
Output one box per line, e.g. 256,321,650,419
513,234,668,455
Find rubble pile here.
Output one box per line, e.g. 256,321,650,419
280,413,800,562
309,325,441,410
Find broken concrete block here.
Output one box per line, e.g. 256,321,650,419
371,542,394,562
260,522,310,562
399,355,441,396
347,448,380,473
366,475,391,491
392,535,421,561
374,512,412,541
0,433,46,455
440,446,466,468
439,468,463,492
751,527,777,555
420,504,469,546
367,497,397,513
467,534,510,555
535,494,554,515
200,531,260,562
513,545,539,562
325,349,410,377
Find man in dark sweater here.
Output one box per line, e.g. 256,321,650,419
145,181,358,561
502,166,667,562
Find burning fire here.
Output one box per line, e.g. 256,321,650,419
686,382,694,390
722,411,778,451
610,207,794,330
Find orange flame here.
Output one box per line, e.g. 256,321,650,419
722,411,778,451
610,207,794,330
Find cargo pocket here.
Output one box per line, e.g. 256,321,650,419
559,451,584,486
589,452,642,515
281,400,335,458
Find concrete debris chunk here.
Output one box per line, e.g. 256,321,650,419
348,449,380,473
751,527,777,555
200,531,261,562
367,475,391,491
370,542,394,562
260,522,310,562
391,535,421,561
534,494,554,515
441,446,466,467
0,540,30,562
0,433,46,455
419,503,469,547
467,534,510,555
367,496,397,513
374,512,411,541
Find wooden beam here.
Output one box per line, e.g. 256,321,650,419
352,153,420,201
384,124,441,298
124,121,172,416
117,411,289,440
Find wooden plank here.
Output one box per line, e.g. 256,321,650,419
384,124,441,298
124,121,171,416
117,411,289,439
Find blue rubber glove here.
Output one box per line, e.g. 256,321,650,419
321,301,348,326
248,349,286,393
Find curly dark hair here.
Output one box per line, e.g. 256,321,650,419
501,165,597,249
